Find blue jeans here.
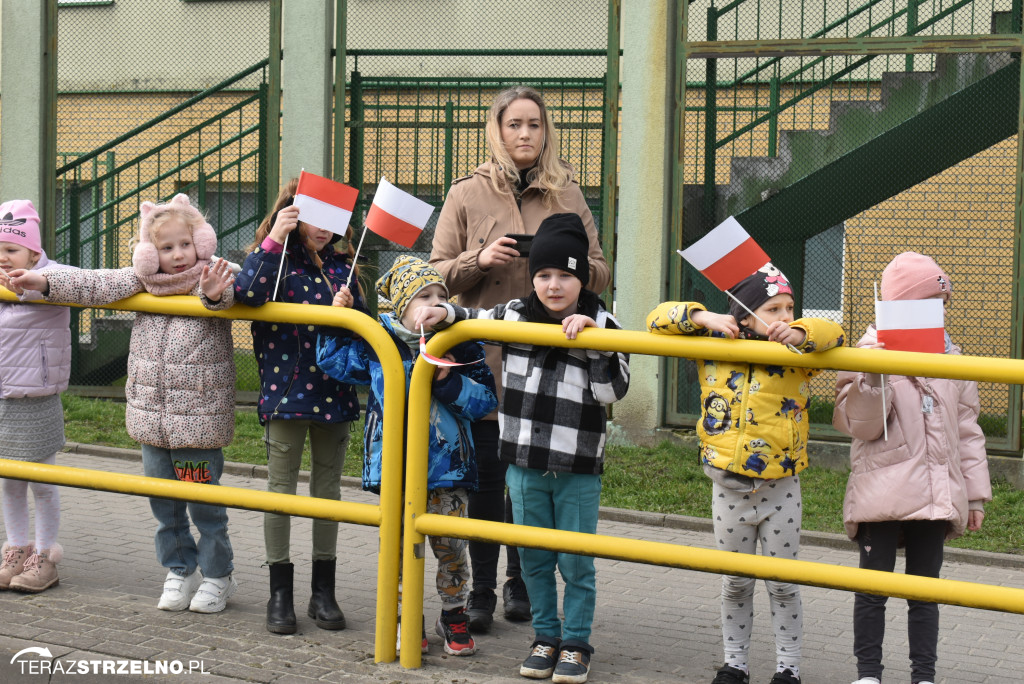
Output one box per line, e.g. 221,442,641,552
141,445,234,579
506,464,601,644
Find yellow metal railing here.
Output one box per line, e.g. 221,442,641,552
398,319,1024,667
0,289,406,663
6,288,1024,671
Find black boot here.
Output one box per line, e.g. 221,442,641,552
307,558,346,630
266,562,297,634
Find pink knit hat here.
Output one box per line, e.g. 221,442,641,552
0,199,42,254
133,194,217,276
880,251,952,302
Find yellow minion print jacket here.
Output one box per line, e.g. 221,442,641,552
646,301,845,480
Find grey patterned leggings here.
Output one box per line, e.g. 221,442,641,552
712,476,803,673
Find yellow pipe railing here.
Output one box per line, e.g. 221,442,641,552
0,289,407,663
399,319,1024,667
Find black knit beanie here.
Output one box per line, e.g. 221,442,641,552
528,213,589,288
726,263,794,323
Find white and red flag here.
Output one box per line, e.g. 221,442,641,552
292,170,359,235
875,298,945,353
365,177,434,248
678,216,771,291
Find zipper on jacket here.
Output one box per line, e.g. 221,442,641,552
40,342,49,386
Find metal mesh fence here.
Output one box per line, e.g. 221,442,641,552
55,0,270,389
671,0,1022,449
340,0,613,300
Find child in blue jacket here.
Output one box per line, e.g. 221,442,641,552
316,255,497,657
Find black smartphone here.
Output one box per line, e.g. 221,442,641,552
504,233,534,257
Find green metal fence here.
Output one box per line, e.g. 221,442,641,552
336,1,620,299
55,0,270,386
669,0,1024,452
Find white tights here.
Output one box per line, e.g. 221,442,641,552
2,453,60,550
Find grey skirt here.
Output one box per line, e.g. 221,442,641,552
0,394,65,462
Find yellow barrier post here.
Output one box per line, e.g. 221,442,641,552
0,290,407,663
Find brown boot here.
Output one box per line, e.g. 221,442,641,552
10,544,61,593
0,544,34,590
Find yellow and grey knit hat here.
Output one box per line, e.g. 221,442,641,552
376,255,448,320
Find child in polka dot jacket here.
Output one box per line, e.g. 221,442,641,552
235,178,366,635
10,194,239,614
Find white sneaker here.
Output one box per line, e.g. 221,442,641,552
157,569,202,611
189,574,237,613
852,678,881,684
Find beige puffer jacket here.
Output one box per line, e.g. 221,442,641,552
45,267,236,449
833,326,991,540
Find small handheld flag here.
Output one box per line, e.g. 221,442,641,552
875,298,945,353
365,177,434,248
292,171,359,235
678,216,770,291
418,325,485,367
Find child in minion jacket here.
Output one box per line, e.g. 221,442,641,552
316,256,497,657
646,264,844,684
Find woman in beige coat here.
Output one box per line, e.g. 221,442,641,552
429,86,609,632
832,252,992,684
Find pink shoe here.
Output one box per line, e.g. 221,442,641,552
0,544,34,589
10,545,62,593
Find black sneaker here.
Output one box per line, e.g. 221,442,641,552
520,638,561,679
711,665,750,684
434,607,476,656
503,575,531,621
551,644,592,684
769,670,800,684
466,586,496,633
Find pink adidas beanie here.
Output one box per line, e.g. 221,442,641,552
880,251,952,302
0,199,42,254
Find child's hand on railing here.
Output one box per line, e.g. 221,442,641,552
200,257,235,302
562,314,596,340
692,310,739,338
766,321,806,348
332,286,354,308
2,269,48,296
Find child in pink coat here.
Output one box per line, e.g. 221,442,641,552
832,252,992,684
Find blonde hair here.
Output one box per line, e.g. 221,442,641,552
129,204,207,251
484,86,572,208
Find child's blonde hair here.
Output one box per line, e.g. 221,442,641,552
129,204,209,253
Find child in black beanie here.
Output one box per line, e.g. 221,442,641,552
414,212,630,684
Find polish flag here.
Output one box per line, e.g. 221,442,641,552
292,171,359,235
678,216,770,291
875,298,945,353
365,177,435,248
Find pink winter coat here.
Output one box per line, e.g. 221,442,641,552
833,326,991,541
43,266,236,449
0,253,72,399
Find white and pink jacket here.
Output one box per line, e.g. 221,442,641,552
833,326,992,541
0,253,72,399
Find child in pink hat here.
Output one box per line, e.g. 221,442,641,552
0,199,72,593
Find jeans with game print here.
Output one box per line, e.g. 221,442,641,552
141,445,233,579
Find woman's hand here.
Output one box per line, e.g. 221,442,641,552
268,205,301,245
562,314,596,340
692,310,739,338
477,236,520,270
2,269,48,296
332,285,354,308
200,257,234,301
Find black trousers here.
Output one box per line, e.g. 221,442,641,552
853,519,946,684
468,420,521,590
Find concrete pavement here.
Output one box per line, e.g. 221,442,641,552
0,449,1021,683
